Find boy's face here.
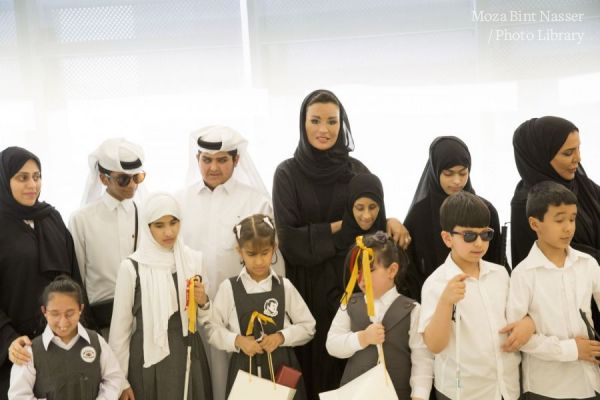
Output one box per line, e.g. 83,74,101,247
441,225,491,266
529,203,577,252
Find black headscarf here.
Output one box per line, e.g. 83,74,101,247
334,173,387,250
0,146,72,274
293,89,355,184
512,116,600,254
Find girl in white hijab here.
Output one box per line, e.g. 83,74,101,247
109,192,213,400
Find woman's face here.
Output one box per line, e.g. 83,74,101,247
550,130,581,181
149,215,181,250
10,159,41,206
439,165,469,196
304,102,340,151
352,197,380,231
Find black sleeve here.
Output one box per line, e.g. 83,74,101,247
483,201,504,266
272,164,336,267
0,310,19,365
511,201,536,268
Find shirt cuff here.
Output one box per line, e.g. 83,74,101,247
350,332,363,352
229,331,241,353
411,386,431,400
562,338,579,361
278,329,290,346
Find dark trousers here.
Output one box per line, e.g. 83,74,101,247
523,392,600,400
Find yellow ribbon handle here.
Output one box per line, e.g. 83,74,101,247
340,236,376,317
245,311,276,336
187,277,197,333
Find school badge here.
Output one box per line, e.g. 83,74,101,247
263,298,279,317
81,346,97,363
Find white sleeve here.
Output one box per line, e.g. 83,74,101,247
108,260,136,389
68,212,86,286
279,279,316,347
418,278,443,334
408,304,434,400
7,347,40,400
97,335,126,400
206,280,240,353
590,259,600,313
509,269,577,362
325,307,362,359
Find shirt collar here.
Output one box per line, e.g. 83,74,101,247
197,177,238,195
377,287,400,308
102,191,134,213
442,253,500,280
237,266,281,285
41,323,90,350
521,241,582,270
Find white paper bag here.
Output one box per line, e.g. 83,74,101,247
319,363,398,400
228,369,296,400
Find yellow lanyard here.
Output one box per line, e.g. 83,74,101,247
341,235,375,317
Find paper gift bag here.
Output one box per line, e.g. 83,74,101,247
319,363,398,400
228,369,296,400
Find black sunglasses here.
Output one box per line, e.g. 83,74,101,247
104,172,146,187
450,229,494,243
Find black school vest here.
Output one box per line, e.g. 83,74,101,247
341,293,415,398
32,328,102,400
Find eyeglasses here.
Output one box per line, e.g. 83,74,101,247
104,172,146,187
450,229,494,243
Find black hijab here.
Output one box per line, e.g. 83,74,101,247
0,146,72,274
334,173,387,250
293,89,355,184
512,116,600,253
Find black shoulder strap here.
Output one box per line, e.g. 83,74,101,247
128,258,141,316
133,202,139,251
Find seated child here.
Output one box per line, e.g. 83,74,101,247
508,180,600,400
327,230,433,399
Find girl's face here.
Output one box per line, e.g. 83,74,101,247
304,102,340,151
352,197,380,231
551,130,581,181
42,292,82,344
10,159,41,206
439,165,469,195
149,215,180,250
358,257,398,300
237,242,275,282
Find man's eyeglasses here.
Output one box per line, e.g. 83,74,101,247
450,229,494,243
104,172,146,187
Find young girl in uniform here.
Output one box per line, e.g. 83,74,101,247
326,231,433,399
109,192,212,400
8,276,123,400
208,214,316,399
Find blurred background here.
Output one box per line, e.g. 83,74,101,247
1,0,599,254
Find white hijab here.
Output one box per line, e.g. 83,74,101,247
130,192,200,367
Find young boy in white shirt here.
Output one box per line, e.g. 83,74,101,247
508,180,600,400
419,191,531,400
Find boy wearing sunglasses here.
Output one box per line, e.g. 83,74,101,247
69,138,146,337
418,191,530,400
507,181,600,400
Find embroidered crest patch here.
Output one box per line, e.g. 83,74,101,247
81,346,96,363
263,298,279,317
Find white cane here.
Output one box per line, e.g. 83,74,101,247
183,345,192,400
454,304,461,400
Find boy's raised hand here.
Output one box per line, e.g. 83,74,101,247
235,335,264,357
575,337,600,364
193,277,208,307
440,274,468,306
359,322,385,348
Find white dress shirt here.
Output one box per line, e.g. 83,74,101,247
207,267,316,352
326,287,433,400
418,254,520,400
108,258,211,389
177,178,283,299
8,323,124,400
507,242,600,398
69,192,137,304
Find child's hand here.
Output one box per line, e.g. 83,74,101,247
260,332,285,353
235,335,264,357
8,336,32,365
500,315,536,352
119,387,135,400
440,274,468,306
193,277,208,307
359,323,385,347
575,337,600,364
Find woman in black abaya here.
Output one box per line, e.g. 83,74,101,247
0,147,84,399
404,136,503,302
